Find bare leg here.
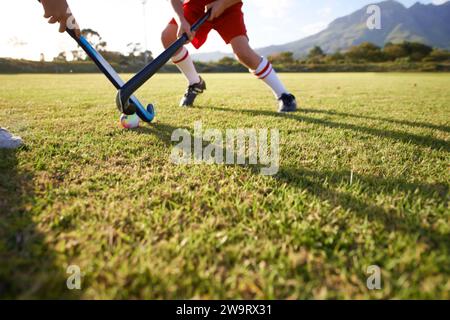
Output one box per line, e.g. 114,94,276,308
230,36,261,70
230,36,288,99
161,24,181,53
161,23,200,85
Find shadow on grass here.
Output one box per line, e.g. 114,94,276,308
0,148,79,299
302,108,450,134
135,122,184,143
200,106,450,152
276,166,449,247
138,122,449,248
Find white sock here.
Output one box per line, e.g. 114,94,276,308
172,47,201,85
251,57,287,99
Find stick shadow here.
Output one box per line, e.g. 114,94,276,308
302,108,450,134
200,106,450,152
137,122,449,247
275,166,449,246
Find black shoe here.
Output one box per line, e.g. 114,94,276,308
278,93,297,113
180,77,206,107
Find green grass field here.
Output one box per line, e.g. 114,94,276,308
0,73,449,299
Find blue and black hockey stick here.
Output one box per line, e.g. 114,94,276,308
66,29,155,123
116,10,211,115
37,0,155,122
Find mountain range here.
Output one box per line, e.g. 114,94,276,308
192,0,450,62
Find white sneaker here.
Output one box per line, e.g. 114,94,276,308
0,128,23,149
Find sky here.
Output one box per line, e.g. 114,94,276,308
0,0,447,61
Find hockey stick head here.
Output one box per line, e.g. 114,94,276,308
117,91,156,123
67,28,155,123
115,10,213,116
116,90,136,115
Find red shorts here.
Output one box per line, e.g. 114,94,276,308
169,0,247,49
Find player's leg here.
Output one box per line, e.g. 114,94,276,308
230,35,285,97
161,21,206,107
161,23,201,86
214,1,297,112
230,36,297,113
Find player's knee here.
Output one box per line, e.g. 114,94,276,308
161,31,170,48
161,27,175,48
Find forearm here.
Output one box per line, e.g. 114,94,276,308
170,0,186,24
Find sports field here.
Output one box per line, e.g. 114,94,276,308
0,73,449,299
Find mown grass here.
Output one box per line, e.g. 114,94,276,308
0,73,449,299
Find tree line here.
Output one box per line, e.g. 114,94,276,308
272,42,449,65
200,42,449,72
1,28,449,73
